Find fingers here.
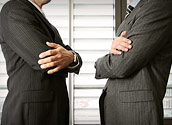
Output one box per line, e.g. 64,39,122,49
110,43,130,55
39,49,57,59
39,59,62,74
38,55,58,65
111,38,132,51
118,37,132,44
110,49,122,55
47,67,61,74
115,44,129,52
111,31,132,55
120,31,132,44
46,42,60,49
120,31,127,37
39,42,61,58
40,61,58,69
112,41,132,52
120,41,132,49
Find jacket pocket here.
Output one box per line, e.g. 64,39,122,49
119,90,153,103
21,90,54,103
21,91,54,125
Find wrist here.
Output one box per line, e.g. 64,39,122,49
69,51,74,64
69,51,78,67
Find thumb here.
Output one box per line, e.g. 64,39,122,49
120,31,127,37
46,42,60,49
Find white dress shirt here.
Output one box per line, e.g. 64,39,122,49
130,0,140,7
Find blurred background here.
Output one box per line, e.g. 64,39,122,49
0,0,172,125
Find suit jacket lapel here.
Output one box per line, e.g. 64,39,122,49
116,0,147,36
20,0,56,39
125,0,146,22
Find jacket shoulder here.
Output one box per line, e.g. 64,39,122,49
1,0,33,16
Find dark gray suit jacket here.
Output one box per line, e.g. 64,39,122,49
0,0,82,125
95,0,172,124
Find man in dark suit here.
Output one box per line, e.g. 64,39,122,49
0,0,82,125
95,0,172,124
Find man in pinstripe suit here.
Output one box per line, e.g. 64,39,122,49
0,0,82,125
95,0,172,124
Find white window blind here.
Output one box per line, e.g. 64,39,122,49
43,0,69,44
164,70,172,117
73,0,115,124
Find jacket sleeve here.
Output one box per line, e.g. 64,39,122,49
1,3,53,72
95,1,172,79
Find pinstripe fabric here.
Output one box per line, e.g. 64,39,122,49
0,0,82,125
95,0,172,124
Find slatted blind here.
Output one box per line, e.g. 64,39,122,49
164,70,172,117
43,0,69,45
73,0,115,124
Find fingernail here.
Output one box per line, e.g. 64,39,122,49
38,60,41,64
39,54,42,58
40,65,44,69
46,42,50,45
128,45,132,48
119,52,122,54
125,49,128,51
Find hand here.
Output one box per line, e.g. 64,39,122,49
110,31,132,55
38,42,74,74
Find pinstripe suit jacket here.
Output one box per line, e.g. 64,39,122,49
95,0,172,125
0,0,82,125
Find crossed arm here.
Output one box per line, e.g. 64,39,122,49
1,2,82,74
95,1,172,79
38,42,81,74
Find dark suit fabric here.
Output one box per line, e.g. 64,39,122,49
95,0,172,125
0,0,82,125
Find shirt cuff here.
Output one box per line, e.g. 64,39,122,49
67,51,80,69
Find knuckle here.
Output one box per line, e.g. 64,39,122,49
126,44,129,48
50,57,53,62
121,37,125,40
49,50,53,55
52,62,56,66
123,43,127,47
116,44,119,48
56,48,60,52
58,54,62,58
121,46,125,50
113,51,117,54
119,42,123,46
117,45,121,49
43,64,47,68
54,68,58,72
54,56,58,60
